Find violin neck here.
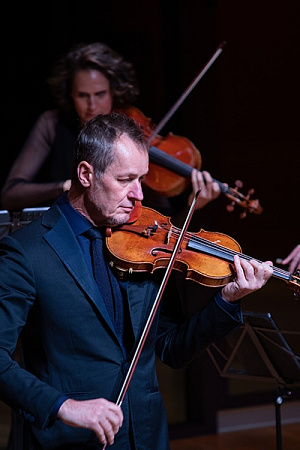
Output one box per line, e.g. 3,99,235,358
187,236,292,283
148,146,193,178
148,146,226,189
148,145,262,215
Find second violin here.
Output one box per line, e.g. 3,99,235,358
119,106,263,218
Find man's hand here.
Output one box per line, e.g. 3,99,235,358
57,398,123,446
221,255,273,303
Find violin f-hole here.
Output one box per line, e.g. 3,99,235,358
151,247,182,257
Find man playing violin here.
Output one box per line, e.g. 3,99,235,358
0,113,273,449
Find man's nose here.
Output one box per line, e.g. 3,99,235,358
129,181,144,201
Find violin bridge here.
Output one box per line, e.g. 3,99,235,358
142,224,158,237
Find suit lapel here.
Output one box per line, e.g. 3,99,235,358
41,205,158,349
41,207,115,331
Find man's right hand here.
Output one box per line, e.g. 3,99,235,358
57,397,123,446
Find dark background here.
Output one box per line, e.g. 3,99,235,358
2,1,299,260
1,0,300,436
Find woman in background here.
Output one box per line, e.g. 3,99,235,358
1,42,220,225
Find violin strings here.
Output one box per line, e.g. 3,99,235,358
167,225,292,279
169,225,244,260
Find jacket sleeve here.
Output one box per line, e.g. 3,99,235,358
0,235,65,430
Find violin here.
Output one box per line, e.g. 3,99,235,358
119,106,263,218
103,198,298,434
106,205,300,297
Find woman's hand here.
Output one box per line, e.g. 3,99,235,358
282,245,300,273
188,169,221,210
63,179,72,192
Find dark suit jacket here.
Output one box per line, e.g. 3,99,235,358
0,202,242,449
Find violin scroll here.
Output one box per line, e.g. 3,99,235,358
223,179,263,219
289,270,300,299
282,269,300,299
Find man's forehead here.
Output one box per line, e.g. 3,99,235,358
108,144,148,174
113,136,148,160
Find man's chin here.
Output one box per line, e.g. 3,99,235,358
108,212,131,227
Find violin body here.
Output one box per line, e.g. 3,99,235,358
147,133,201,197
118,106,201,197
106,206,241,287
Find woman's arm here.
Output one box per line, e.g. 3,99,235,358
1,111,70,210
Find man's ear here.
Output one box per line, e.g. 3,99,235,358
77,161,93,187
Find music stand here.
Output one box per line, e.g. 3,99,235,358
0,210,12,239
207,311,300,450
0,207,49,238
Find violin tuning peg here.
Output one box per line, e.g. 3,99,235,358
226,204,235,213
234,180,243,190
239,211,247,219
247,188,255,197
293,286,300,299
